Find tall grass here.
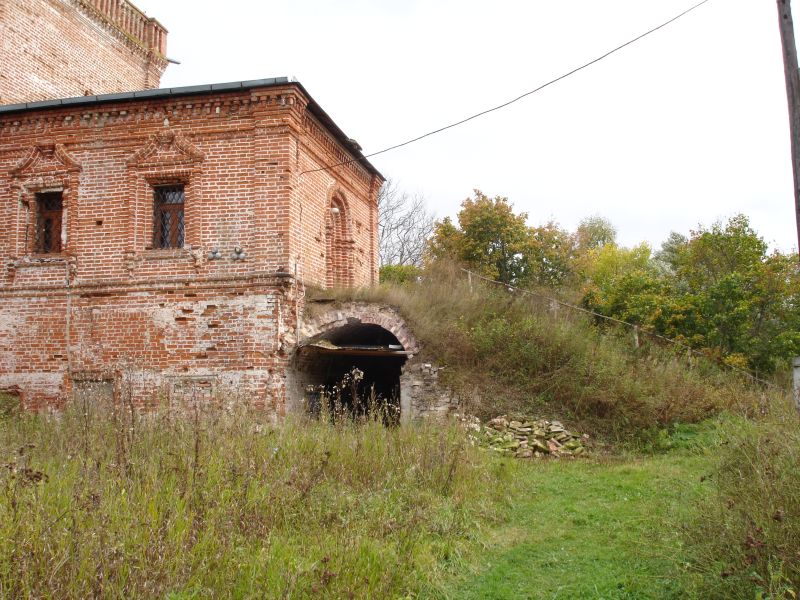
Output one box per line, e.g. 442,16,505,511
320,263,785,441
682,400,800,599
0,401,510,598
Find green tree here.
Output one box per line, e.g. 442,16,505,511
379,264,422,284
428,190,530,284
654,231,688,273
428,191,577,286
674,214,767,288
524,221,575,287
581,243,669,328
575,215,617,252
581,214,800,373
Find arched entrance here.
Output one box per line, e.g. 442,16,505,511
290,303,419,422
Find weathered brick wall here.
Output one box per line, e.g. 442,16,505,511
0,0,168,105
0,83,381,410
291,113,379,288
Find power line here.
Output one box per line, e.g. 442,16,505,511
300,0,712,177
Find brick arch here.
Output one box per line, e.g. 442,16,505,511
299,302,419,355
325,186,354,288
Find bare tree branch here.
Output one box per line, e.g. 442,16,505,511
378,178,435,266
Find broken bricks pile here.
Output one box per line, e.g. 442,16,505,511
464,415,587,458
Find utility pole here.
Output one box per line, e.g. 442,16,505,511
777,0,800,258
794,357,800,412
778,0,800,414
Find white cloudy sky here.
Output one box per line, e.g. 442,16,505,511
133,0,798,252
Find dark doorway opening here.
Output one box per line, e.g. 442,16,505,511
295,323,408,423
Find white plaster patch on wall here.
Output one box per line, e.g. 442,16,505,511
0,372,62,392
0,310,23,371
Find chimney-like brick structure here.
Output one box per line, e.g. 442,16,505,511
0,0,169,105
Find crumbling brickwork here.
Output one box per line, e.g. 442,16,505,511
0,80,383,410
0,0,168,105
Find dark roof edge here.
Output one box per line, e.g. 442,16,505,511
0,77,384,180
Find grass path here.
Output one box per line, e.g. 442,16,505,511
442,453,709,599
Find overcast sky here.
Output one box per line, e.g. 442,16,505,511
133,0,798,253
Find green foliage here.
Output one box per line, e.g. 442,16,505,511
379,264,421,284
0,405,508,598
683,410,800,598
427,191,576,287
583,214,800,374
582,242,653,289
574,214,617,251
676,214,768,287
427,194,796,374
525,221,575,287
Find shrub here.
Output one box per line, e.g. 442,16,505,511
379,264,421,284
0,392,19,419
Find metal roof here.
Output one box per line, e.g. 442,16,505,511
0,77,383,179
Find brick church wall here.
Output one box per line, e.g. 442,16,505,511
0,81,383,410
292,114,379,288
0,0,168,105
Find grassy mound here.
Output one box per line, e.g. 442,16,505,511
321,264,783,442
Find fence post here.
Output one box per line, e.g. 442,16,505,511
467,270,473,293
793,357,800,413
633,326,640,350
549,298,559,317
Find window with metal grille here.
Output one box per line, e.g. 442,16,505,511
152,185,185,249
35,192,63,254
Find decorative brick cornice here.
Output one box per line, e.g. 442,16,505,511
0,96,267,134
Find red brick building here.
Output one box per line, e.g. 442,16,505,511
0,78,390,412
0,0,460,420
0,0,168,105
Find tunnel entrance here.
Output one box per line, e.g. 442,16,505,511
295,322,409,423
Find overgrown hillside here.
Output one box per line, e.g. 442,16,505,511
325,263,787,442
328,268,800,596
2,268,799,598
421,193,800,377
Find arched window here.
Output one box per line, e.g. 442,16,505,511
325,194,353,288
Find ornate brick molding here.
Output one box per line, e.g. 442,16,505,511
302,113,371,185
124,131,205,259
126,131,205,169
11,142,81,177
9,143,82,259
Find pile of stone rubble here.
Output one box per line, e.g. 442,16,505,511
461,415,588,458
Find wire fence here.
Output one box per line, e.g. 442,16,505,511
460,267,785,392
